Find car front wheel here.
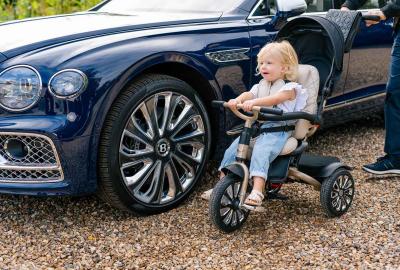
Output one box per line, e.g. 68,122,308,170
98,74,211,214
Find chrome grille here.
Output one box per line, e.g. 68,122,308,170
0,169,62,182
0,134,57,165
0,132,63,183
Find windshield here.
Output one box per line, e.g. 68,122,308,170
97,0,242,13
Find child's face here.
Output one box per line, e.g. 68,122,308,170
259,54,286,82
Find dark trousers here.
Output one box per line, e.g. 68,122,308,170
384,31,400,159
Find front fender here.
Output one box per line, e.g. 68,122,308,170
221,163,247,180
93,51,220,137
317,163,352,179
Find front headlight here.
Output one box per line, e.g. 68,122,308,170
0,65,42,112
48,69,88,99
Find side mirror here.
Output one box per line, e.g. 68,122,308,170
272,0,307,29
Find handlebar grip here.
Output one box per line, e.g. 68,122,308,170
362,15,381,21
259,107,284,115
211,100,225,108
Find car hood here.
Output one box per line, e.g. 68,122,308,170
0,11,222,59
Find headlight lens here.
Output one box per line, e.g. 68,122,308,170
49,69,88,99
0,65,42,111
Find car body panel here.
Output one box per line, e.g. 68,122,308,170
0,11,223,58
343,16,393,97
0,0,391,196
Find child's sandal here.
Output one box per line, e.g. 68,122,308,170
244,190,264,207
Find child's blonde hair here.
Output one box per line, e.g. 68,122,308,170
256,40,299,82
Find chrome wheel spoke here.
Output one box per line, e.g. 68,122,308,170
223,209,233,225
156,92,175,137
131,102,155,140
121,159,154,187
332,181,340,193
343,176,353,189
338,176,344,189
145,96,162,137
173,130,205,144
220,207,231,218
226,185,234,201
332,196,340,208
344,194,352,205
133,160,165,204
340,197,347,210
344,187,354,196
231,211,238,226
168,98,194,131
221,194,233,207
331,190,339,199
174,147,201,168
165,160,184,197
122,128,152,149
336,196,342,211
170,110,198,137
233,182,241,198
172,151,198,176
120,145,154,163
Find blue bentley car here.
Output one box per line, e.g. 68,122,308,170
0,0,393,213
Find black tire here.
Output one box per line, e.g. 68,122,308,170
320,169,355,217
209,174,250,233
98,74,211,214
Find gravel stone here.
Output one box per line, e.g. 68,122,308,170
0,118,399,269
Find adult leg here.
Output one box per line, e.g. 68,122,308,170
384,32,400,160
363,32,400,174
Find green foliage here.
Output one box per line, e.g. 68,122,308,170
0,0,102,22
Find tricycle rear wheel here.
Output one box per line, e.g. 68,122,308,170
320,169,355,217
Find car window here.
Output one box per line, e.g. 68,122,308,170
251,0,276,17
334,0,387,9
306,0,333,12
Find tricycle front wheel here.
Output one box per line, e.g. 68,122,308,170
209,174,250,233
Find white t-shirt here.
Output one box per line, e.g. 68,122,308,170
249,79,308,113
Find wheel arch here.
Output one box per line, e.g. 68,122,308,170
91,53,225,196
93,52,224,161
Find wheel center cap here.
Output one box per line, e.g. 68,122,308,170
339,190,344,197
156,139,171,157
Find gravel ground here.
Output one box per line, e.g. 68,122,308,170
0,117,399,269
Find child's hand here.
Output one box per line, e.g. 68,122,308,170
227,99,239,110
243,100,256,112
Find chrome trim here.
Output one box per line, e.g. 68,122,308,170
48,69,88,100
0,65,43,112
324,92,386,111
0,132,64,183
205,48,250,64
0,165,59,171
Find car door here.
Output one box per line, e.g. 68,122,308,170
337,0,393,100
247,0,346,99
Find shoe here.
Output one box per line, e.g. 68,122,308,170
200,188,213,201
362,155,400,175
244,189,264,207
